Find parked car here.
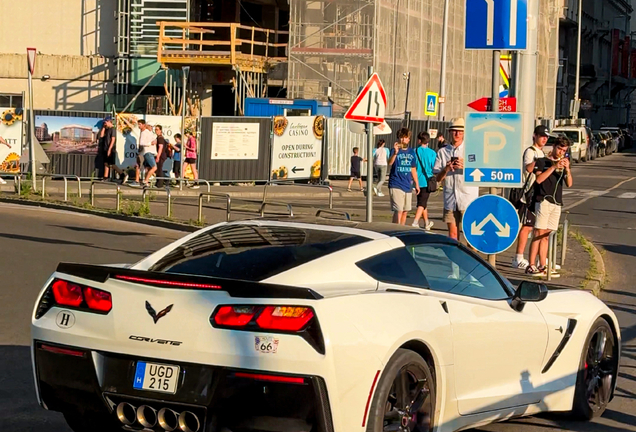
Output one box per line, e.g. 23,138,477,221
585,126,598,160
601,127,621,153
551,126,591,162
593,131,608,157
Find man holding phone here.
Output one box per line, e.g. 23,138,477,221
526,136,573,278
433,118,479,240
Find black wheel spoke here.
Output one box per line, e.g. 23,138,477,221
395,368,410,409
409,379,429,415
384,424,402,432
594,330,607,364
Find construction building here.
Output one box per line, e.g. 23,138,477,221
1,0,568,123
557,0,635,128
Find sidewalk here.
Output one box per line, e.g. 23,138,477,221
0,179,595,291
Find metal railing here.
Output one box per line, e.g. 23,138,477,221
198,192,232,224
150,177,212,197
90,181,122,212
263,181,333,209
259,201,294,218
546,213,570,282
40,174,82,201
142,187,172,218
315,209,351,220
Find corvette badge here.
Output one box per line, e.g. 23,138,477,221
146,301,173,324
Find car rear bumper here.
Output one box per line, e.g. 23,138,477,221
33,340,334,432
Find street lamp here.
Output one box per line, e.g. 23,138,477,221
438,0,450,121
403,72,411,128
180,66,190,190
572,0,582,119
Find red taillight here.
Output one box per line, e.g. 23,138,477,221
47,279,112,314
214,306,256,327
51,280,83,307
256,306,314,332
83,287,112,312
233,372,305,384
114,274,222,290
39,344,85,357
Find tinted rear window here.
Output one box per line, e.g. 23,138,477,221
150,224,369,281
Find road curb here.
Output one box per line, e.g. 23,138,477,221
581,236,607,297
0,197,197,233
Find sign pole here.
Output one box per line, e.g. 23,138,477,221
27,48,37,191
366,66,374,223
179,66,189,190
489,50,501,267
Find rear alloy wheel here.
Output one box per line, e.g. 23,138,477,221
366,349,435,432
571,318,618,420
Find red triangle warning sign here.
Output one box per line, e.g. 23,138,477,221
344,73,387,124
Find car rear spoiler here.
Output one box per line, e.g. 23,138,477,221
55,263,323,300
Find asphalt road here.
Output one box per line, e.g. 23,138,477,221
1,151,636,431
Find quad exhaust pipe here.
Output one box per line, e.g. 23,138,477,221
116,403,200,431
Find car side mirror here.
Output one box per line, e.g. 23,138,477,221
511,281,548,312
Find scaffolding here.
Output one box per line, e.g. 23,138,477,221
288,0,560,121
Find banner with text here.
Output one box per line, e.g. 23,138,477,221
0,108,24,173
270,116,324,180
211,123,260,159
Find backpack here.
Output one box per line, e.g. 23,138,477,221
509,147,540,209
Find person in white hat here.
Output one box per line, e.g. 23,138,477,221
433,118,479,240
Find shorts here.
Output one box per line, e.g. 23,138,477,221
443,209,464,226
520,206,536,227
390,188,412,212
534,200,561,231
350,171,361,179
185,157,197,164
105,152,116,165
143,152,157,169
136,154,144,167
416,189,431,208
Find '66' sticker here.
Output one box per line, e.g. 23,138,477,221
254,336,279,354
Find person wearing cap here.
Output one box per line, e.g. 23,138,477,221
433,118,479,240
101,116,127,183
512,125,550,269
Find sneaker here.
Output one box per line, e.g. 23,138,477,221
377,192,385,197
121,173,129,184
424,221,434,231
512,257,530,269
411,222,421,228
0,178,6,185
373,187,378,196
190,184,200,189
347,188,352,192
129,181,140,187
545,260,561,270
525,266,545,278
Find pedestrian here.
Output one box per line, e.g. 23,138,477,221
154,125,167,188
183,129,200,189
412,131,436,230
101,116,127,183
138,121,158,187
433,118,479,240
347,147,365,192
372,139,390,196
388,127,420,225
526,136,573,278
436,132,446,151
171,133,182,180
511,125,549,269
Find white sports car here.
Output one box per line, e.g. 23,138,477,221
31,218,620,432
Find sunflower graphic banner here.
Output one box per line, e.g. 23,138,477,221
270,116,324,181
0,108,24,173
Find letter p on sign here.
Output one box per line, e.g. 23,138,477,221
483,131,506,163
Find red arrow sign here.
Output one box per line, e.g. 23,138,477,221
468,97,517,112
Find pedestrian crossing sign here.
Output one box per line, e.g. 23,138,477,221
425,92,438,116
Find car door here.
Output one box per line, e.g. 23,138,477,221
407,243,549,415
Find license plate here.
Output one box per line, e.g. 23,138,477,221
133,362,180,394
254,336,279,354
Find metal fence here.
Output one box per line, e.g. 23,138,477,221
325,117,450,177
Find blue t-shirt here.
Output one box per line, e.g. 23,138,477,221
414,146,437,188
388,148,417,192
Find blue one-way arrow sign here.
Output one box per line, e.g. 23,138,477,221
465,0,528,50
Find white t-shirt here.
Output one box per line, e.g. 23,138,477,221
139,129,157,155
523,145,542,182
374,147,388,166
433,142,480,212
